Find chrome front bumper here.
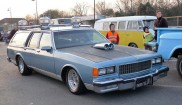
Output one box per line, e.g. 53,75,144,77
87,66,169,93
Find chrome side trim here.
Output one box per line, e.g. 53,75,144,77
28,66,62,81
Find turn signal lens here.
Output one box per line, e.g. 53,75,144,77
92,68,99,77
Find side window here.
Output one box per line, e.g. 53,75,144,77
39,33,52,48
111,22,117,30
118,21,126,30
127,21,139,30
28,33,42,49
103,22,109,30
10,32,30,47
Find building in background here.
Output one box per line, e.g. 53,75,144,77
0,18,24,32
76,15,106,27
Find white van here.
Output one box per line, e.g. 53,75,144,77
51,18,72,25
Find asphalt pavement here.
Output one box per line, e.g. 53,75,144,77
0,42,182,105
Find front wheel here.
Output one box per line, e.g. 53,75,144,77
177,56,182,78
66,68,86,95
129,43,138,48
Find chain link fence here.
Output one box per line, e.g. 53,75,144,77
165,16,182,27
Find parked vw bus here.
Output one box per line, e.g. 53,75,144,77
94,16,157,48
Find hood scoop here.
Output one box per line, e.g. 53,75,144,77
93,43,114,50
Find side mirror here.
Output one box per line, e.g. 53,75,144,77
41,46,52,52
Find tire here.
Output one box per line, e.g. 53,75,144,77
177,56,182,78
66,68,86,95
17,57,32,76
129,43,138,48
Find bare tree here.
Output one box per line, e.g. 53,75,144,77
115,0,129,13
72,2,90,16
25,14,34,21
95,1,106,15
115,0,139,13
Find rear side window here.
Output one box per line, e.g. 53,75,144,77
118,21,126,30
28,33,42,49
39,33,52,48
9,32,30,47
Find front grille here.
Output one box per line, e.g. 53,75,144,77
119,60,151,74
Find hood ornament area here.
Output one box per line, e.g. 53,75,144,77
93,43,114,50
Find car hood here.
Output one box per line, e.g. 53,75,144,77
59,45,154,62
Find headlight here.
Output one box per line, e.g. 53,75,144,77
98,66,115,75
98,68,107,75
106,67,115,74
152,57,162,64
156,58,162,63
93,66,115,76
152,59,156,64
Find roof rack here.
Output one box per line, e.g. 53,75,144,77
18,25,41,31
48,24,92,30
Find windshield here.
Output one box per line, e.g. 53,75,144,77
58,19,71,25
54,29,109,49
143,20,155,29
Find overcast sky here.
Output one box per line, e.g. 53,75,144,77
0,0,116,19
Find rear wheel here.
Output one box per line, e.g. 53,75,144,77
177,56,182,78
66,68,86,95
129,43,138,48
17,57,32,76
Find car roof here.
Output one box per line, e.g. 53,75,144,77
51,28,94,33
17,27,94,33
96,16,157,23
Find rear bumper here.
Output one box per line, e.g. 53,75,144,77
7,57,11,62
87,66,169,93
7,57,17,65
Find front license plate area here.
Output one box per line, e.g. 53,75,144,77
136,77,152,88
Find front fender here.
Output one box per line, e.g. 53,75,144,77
157,32,182,60
60,63,93,84
61,64,81,77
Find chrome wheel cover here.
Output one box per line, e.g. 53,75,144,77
130,44,137,48
18,58,24,73
68,69,79,92
179,60,182,75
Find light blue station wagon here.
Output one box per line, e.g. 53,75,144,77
7,28,169,94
